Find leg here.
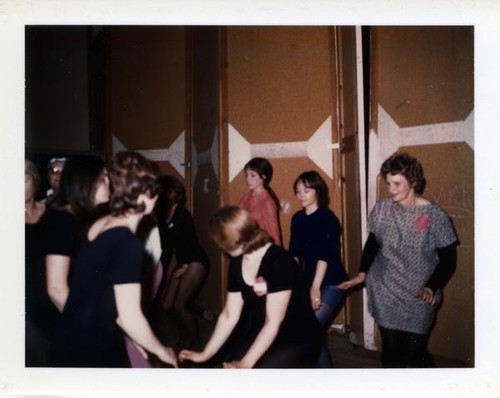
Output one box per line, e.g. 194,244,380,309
254,341,321,368
379,327,408,368
171,262,207,349
406,331,435,368
314,286,346,368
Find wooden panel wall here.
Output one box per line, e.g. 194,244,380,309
225,26,339,250
370,26,474,364
107,26,186,178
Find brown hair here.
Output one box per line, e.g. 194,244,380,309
380,153,426,194
209,206,272,254
108,151,160,216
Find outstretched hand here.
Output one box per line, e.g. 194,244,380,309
158,346,178,367
173,264,189,278
338,272,366,290
223,360,250,369
178,349,207,364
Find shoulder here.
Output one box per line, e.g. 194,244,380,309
264,245,294,267
102,226,140,247
291,209,305,221
427,201,452,219
318,206,338,220
238,191,252,205
172,205,194,223
372,198,392,212
42,208,77,229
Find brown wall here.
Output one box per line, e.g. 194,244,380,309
225,26,339,248
190,27,224,314
371,26,474,364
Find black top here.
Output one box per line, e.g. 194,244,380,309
25,222,60,329
50,227,143,367
227,245,322,360
289,206,347,287
158,205,209,270
42,208,81,258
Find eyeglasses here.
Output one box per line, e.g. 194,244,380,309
49,167,63,175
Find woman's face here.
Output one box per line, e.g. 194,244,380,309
25,173,35,202
142,193,159,215
92,169,110,205
295,181,318,211
48,160,65,189
385,173,415,205
245,169,264,192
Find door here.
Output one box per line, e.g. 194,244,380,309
331,26,367,341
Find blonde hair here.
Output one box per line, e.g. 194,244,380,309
25,159,41,194
209,206,272,254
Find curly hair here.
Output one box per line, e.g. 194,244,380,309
209,206,272,255
25,159,42,194
293,170,330,208
380,153,426,195
108,151,160,216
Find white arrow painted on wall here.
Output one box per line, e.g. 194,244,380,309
112,131,186,178
112,127,219,181
368,104,474,212
228,116,338,182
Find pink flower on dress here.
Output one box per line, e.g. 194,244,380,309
253,276,268,297
415,214,430,231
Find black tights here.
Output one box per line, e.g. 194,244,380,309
162,262,206,348
379,327,435,368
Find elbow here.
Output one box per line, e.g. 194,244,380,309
47,285,68,312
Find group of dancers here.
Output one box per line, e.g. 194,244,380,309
25,150,457,368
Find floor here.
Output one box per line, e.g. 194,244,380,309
152,306,470,369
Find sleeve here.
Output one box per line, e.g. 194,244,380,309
359,232,380,274
432,207,458,249
43,211,79,257
109,232,143,285
227,257,242,292
367,200,383,237
262,250,296,293
316,210,339,262
425,243,457,292
288,213,300,257
259,196,282,246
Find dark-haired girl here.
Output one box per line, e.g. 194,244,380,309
49,151,177,367
179,206,322,368
238,157,282,246
289,170,348,367
155,175,209,350
43,155,110,313
339,153,458,368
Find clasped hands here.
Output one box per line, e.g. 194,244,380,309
178,349,251,368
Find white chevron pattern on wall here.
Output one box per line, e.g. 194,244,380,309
228,116,339,182
112,127,219,182
368,104,474,213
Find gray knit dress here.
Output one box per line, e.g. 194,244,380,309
366,198,457,334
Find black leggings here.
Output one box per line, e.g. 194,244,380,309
379,327,435,368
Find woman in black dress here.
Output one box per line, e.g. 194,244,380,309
25,159,58,366
43,155,110,313
155,175,209,349
179,206,322,368
49,151,177,368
